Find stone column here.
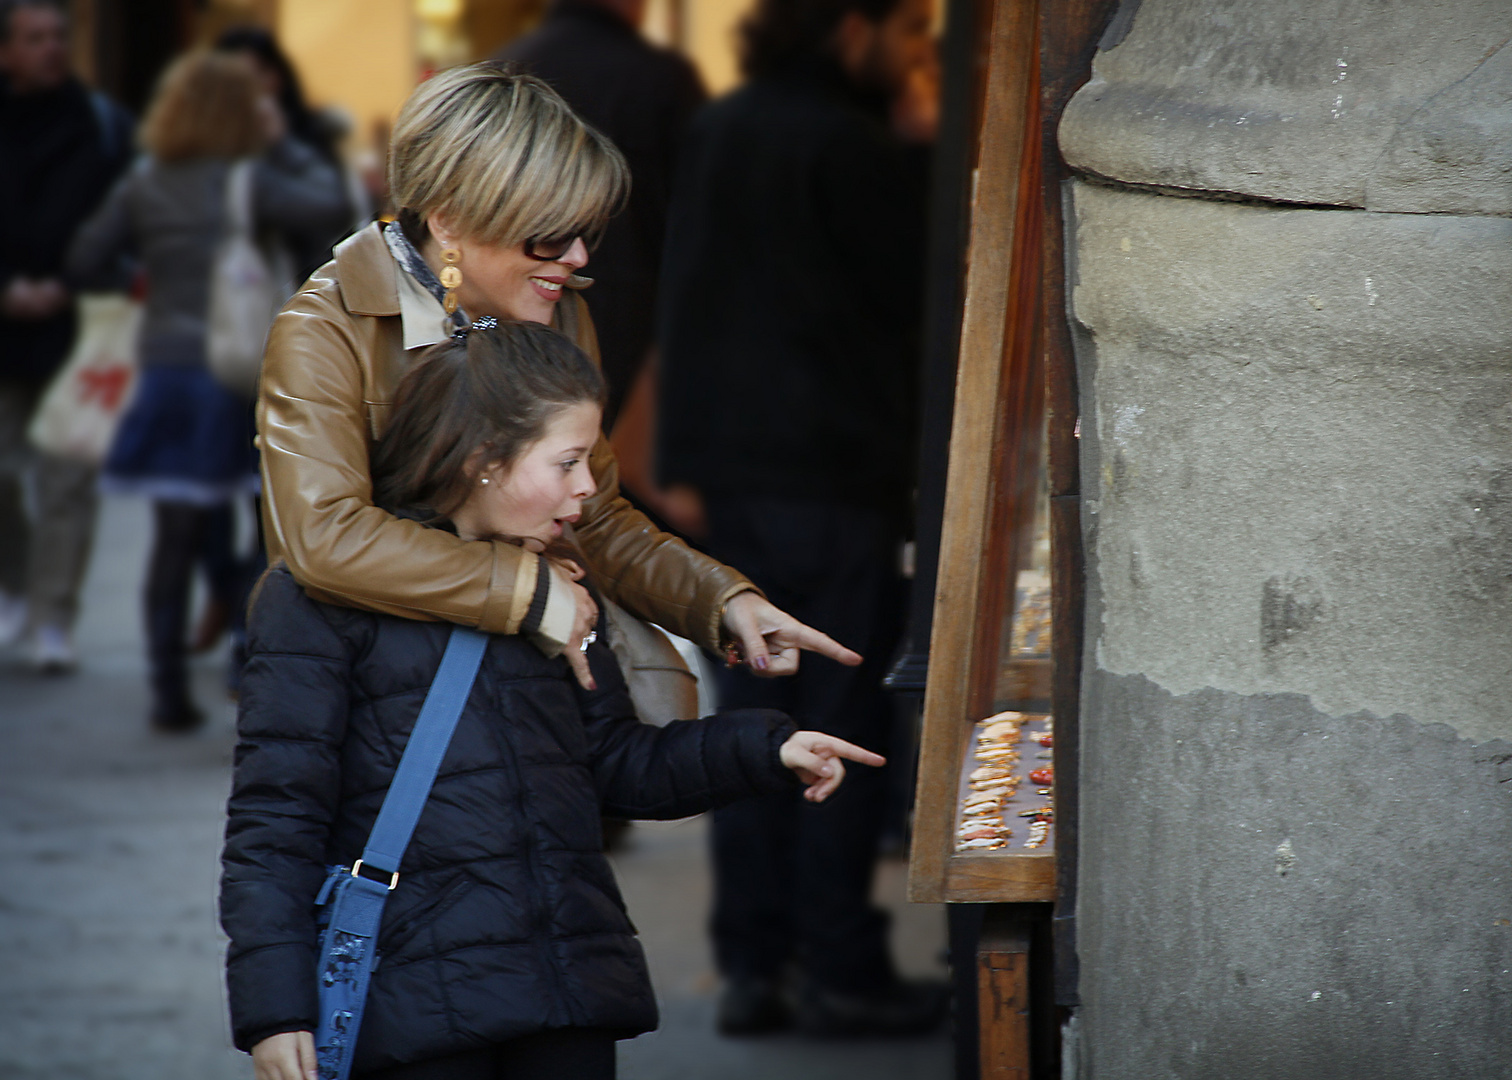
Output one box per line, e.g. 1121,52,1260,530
1058,2,1512,1076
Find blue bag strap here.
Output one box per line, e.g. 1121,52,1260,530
355,626,488,881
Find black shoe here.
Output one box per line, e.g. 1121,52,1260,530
718,977,793,1035
151,700,205,734
797,978,950,1037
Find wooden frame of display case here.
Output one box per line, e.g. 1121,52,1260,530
908,0,1052,906
908,0,1121,905
901,0,1122,1073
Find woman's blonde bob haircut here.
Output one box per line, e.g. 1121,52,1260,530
389,63,629,249
140,51,267,163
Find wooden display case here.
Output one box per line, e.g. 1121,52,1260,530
907,0,1056,906
898,0,1118,1072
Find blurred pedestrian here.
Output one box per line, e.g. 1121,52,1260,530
200,27,360,670
657,0,940,1036
257,63,860,717
497,0,706,433
221,319,884,1080
0,0,132,671
215,25,364,279
67,50,349,732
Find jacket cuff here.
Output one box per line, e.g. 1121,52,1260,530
764,716,803,791
227,941,318,1052
702,708,798,798
706,582,764,654
517,558,552,637
240,1022,313,1056
479,544,538,635
529,561,578,656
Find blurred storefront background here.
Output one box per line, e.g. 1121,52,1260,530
68,0,754,163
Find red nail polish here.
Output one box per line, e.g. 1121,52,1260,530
754,655,769,671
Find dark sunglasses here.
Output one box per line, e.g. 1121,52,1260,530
523,229,601,262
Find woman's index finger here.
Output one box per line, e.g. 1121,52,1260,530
791,624,863,666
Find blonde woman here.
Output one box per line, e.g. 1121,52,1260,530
67,50,348,730
257,63,857,695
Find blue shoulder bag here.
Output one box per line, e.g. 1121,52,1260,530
310,627,489,1080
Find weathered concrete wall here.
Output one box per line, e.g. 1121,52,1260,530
1060,0,1512,214
1075,673,1512,1079
1073,183,1512,743
1059,1,1512,1076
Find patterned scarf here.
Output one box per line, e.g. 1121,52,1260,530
383,221,468,331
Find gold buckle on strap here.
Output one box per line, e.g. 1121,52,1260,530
351,859,399,890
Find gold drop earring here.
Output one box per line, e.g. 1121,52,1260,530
440,246,463,314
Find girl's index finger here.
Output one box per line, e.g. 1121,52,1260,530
826,739,886,768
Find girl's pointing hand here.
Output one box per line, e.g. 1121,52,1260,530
779,731,886,803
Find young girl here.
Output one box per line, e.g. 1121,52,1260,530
219,321,882,1080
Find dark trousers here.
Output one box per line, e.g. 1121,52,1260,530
705,496,907,993
359,1030,616,1080
145,500,248,710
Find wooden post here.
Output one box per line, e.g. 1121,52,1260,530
978,916,1032,1079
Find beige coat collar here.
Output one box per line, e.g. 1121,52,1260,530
333,221,451,351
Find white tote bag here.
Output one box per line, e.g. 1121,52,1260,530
27,293,143,464
601,597,700,727
206,160,291,398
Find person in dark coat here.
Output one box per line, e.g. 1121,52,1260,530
496,0,705,430
655,0,940,1035
220,321,882,1080
0,0,132,670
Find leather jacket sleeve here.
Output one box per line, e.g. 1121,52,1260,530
258,274,755,652
577,439,754,650
259,287,545,635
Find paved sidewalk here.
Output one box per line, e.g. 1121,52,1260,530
0,496,950,1080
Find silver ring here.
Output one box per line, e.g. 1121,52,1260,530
579,630,598,652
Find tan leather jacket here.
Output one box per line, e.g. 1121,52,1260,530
257,222,753,652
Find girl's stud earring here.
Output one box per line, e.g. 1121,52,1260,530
480,476,490,485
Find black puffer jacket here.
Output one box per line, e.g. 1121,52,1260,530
220,567,796,1069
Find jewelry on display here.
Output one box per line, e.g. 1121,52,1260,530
953,710,1055,853
440,247,463,314
976,749,1020,764
958,823,1010,841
